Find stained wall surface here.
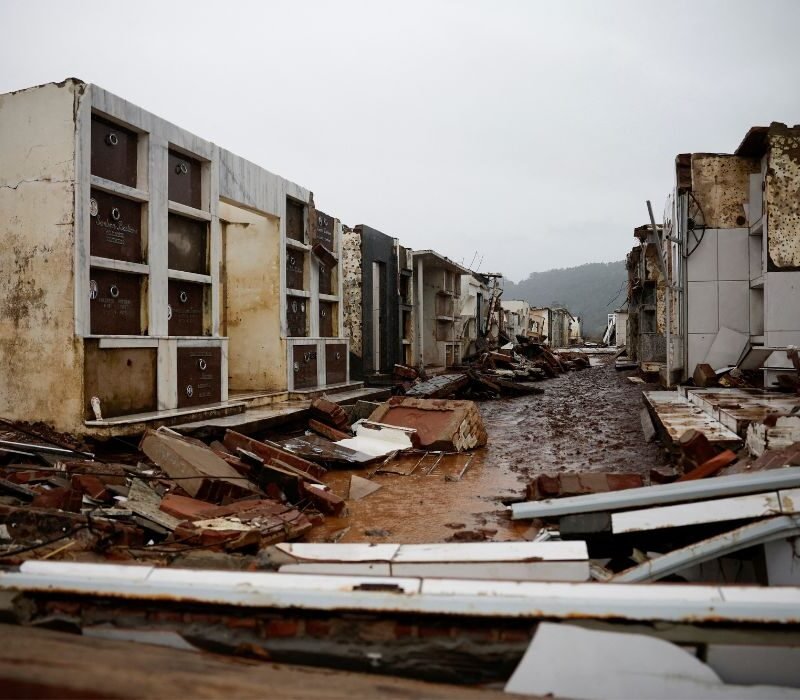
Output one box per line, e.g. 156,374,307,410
0,81,84,431
219,201,284,391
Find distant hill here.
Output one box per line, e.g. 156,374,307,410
503,261,627,340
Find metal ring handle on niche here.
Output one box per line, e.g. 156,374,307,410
176,162,188,175
335,352,341,360
111,207,121,221
179,291,188,303
303,352,311,362
197,358,207,371
109,285,119,299
105,133,119,147
185,385,194,398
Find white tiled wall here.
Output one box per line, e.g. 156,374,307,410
718,281,749,333
718,228,749,281
687,281,718,334
765,272,800,332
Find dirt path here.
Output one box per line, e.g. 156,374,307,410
309,358,663,544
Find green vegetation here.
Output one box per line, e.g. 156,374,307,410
503,261,627,340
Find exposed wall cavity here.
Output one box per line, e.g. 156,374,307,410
766,125,800,270
691,155,758,229
342,228,363,357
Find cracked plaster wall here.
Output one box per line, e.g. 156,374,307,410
766,125,800,270
691,155,758,229
341,228,362,359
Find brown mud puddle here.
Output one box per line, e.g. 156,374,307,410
308,359,664,544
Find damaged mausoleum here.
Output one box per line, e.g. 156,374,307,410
5,79,800,699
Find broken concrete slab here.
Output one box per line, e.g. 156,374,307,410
140,429,259,502
747,416,800,457
348,475,381,501
125,479,182,532
367,398,488,451
405,374,470,399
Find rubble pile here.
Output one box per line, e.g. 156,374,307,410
0,422,348,565
391,344,590,400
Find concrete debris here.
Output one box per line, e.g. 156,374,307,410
348,475,382,501
367,398,488,451
527,472,643,500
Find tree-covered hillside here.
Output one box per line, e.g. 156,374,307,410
503,261,627,340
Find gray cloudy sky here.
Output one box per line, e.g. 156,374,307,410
2,0,800,281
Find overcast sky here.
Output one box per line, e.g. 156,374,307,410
2,0,799,281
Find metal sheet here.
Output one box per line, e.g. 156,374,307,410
326,343,347,384
168,281,205,337
168,150,202,209
511,467,800,520
89,268,143,335
613,516,800,583
286,296,308,337
292,344,318,389
91,115,137,187
177,346,221,408
89,189,143,263
612,491,783,534
286,198,305,242
319,301,335,338
5,561,800,625
286,250,305,291
168,214,208,274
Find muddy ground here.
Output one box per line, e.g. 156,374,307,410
308,357,665,544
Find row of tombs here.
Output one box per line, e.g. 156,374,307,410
0,79,471,436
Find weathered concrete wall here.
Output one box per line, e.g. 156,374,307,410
766,125,800,270
691,155,758,229
530,308,549,341
219,201,284,391
0,81,84,431
422,268,442,367
341,227,363,372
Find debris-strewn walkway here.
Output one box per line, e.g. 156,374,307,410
309,358,664,544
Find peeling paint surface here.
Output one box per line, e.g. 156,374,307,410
691,155,758,229
341,228,362,356
766,125,800,269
